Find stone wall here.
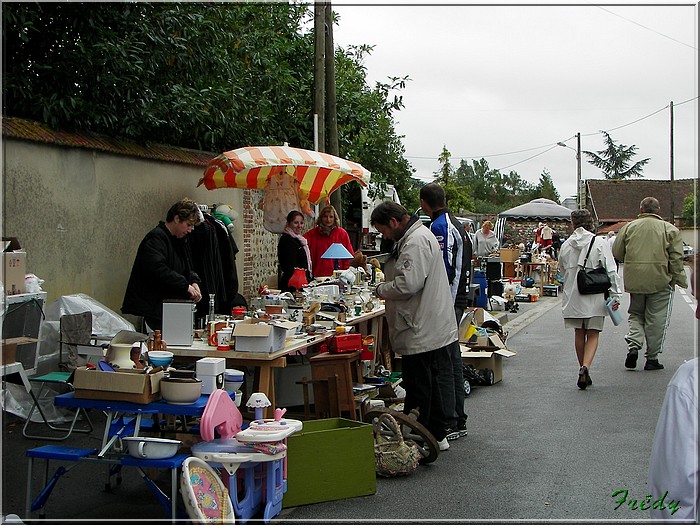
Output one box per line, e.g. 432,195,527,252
2,137,287,312
501,219,569,248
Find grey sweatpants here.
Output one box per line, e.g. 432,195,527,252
624,287,674,360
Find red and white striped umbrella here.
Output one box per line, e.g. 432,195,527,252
198,145,371,204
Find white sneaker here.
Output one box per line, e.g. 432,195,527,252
438,438,450,451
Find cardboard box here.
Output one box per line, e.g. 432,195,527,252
233,321,290,353
460,335,516,384
499,247,521,263
1,336,39,365
3,237,26,295
283,418,376,508
72,366,164,404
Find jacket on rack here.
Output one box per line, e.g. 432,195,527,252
189,213,241,318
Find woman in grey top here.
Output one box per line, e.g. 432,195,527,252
474,220,500,257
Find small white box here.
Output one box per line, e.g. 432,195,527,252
196,357,226,376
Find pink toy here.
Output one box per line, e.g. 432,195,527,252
200,389,243,441
274,408,287,422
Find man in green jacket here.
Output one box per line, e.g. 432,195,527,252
613,197,688,370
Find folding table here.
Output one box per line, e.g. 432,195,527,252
25,392,234,521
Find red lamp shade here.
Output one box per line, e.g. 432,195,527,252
287,268,308,290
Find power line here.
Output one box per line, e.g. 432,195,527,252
405,97,698,166
595,5,698,51
495,144,561,172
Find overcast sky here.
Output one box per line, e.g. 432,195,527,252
332,1,698,202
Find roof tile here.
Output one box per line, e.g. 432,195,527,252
1,116,214,166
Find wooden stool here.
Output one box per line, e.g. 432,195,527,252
296,375,342,420
309,351,362,420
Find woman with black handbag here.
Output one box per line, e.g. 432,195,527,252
559,209,622,389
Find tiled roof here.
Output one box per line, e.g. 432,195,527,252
587,178,696,223
1,116,214,166
596,221,629,234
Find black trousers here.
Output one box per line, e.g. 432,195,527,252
401,344,452,442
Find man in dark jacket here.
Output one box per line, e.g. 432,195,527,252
420,183,472,441
122,198,203,331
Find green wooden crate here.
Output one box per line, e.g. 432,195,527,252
283,418,376,507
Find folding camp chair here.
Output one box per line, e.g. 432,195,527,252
22,371,94,441
23,312,95,440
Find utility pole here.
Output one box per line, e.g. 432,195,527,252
313,3,325,155
325,3,342,223
669,101,675,224
576,132,582,208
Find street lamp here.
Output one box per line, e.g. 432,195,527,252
557,132,582,208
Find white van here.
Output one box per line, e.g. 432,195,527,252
358,184,401,253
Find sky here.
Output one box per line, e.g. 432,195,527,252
331,1,698,203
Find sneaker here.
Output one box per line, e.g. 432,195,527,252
438,438,450,451
446,428,460,441
446,421,469,440
644,359,664,370
625,349,638,369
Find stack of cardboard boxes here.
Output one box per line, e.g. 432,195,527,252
458,307,516,384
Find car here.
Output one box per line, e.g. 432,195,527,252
682,242,694,260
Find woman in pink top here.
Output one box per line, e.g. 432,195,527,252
304,205,355,277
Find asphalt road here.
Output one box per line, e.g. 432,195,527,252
2,268,697,522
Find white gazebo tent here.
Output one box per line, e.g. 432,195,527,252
495,198,572,244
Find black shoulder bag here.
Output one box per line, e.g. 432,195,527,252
576,236,611,296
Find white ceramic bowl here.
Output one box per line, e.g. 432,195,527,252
224,369,244,392
122,436,181,459
148,350,174,368
160,377,202,404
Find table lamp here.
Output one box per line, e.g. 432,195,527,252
321,242,354,271
247,392,272,421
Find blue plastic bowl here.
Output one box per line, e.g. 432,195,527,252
148,351,174,368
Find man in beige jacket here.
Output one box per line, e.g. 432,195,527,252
372,202,459,453
613,197,687,370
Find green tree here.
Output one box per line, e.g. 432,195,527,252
334,43,414,202
583,131,650,179
534,169,560,202
681,187,698,225
431,147,474,214
2,2,317,151
456,157,533,214
1,2,414,198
